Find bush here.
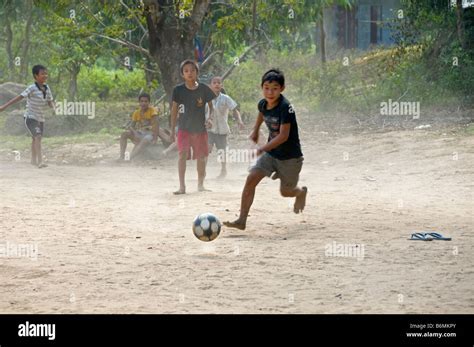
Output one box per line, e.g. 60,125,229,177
77,67,157,101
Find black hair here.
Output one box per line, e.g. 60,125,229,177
138,92,151,101
261,68,285,87
180,59,199,74
32,65,47,77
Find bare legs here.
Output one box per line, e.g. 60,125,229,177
31,136,47,168
174,154,209,194
223,170,266,230
119,130,151,161
224,170,308,230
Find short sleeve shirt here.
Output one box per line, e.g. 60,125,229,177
172,83,216,133
258,95,302,160
21,83,53,122
207,93,238,135
131,106,158,131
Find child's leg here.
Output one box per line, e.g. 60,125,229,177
35,136,47,168
224,169,266,230
157,128,172,147
36,137,41,164
280,185,307,214
219,160,227,178
194,132,210,191
217,135,227,178
276,157,307,213
30,138,37,165
197,157,208,191
174,151,187,194
174,130,189,194
130,136,152,159
163,142,177,156
119,130,133,159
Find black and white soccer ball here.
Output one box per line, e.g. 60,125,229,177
192,213,222,242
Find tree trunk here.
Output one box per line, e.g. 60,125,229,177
68,64,81,101
4,1,14,80
20,0,34,79
456,0,465,49
252,0,257,42
319,10,327,65
144,59,158,89
144,0,211,102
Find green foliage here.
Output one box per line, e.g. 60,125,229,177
392,0,474,106
77,67,156,100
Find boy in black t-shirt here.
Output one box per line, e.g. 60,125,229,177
170,60,216,194
224,69,307,230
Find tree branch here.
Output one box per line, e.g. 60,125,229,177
79,0,107,28
221,41,266,81
95,34,152,58
200,50,222,68
119,0,148,36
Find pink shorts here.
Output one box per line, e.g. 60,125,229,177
177,130,209,160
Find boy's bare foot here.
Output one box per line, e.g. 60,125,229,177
198,186,212,192
216,172,226,179
31,161,37,166
173,189,186,195
37,163,48,169
223,219,246,230
293,186,307,214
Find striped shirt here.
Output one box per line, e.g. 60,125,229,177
20,83,53,122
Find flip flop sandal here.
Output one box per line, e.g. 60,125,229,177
409,232,433,241
425,232,452,241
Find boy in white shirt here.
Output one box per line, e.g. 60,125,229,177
207,76,244,179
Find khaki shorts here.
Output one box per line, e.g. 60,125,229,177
252,153,304,189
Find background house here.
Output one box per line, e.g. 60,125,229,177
324,0,402,50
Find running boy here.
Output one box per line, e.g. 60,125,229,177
224,69,307,230
0,65,54,168
170,60,216,194
207,76,244,179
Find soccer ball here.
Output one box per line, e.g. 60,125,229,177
192,213,222,242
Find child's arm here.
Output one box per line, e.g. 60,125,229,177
205,101,214,129
249,112,264,143
170,101,178,142
0,95,24,112
257,123,290,155
233,108,245,130
48,100,56,115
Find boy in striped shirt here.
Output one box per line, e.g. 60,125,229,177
0,65,54,168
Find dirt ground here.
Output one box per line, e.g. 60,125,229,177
0,124,473,313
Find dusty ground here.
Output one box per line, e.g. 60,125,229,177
0,125,473,313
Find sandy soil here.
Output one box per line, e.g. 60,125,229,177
0,126,473,313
